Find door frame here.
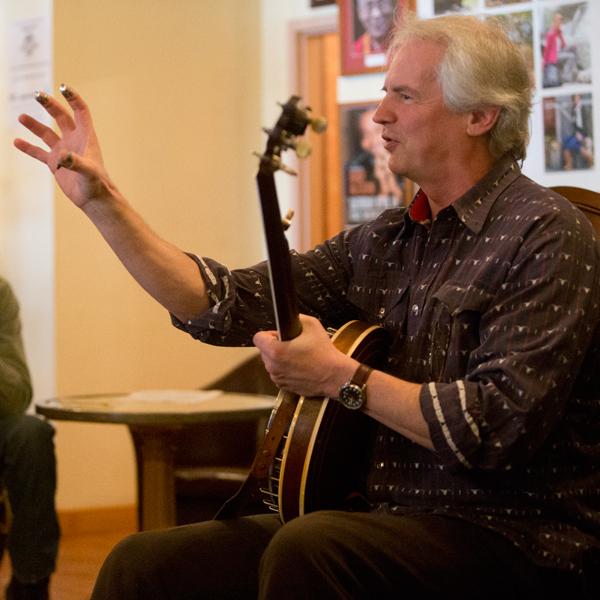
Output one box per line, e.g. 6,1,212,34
288,15,338,251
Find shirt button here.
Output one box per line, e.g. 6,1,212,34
378,307,386,317
411,304,420,316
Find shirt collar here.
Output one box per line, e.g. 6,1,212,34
403,156,521,235
452,157,520,233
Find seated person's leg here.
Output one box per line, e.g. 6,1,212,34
259,510,583,599
91,514,281,600
93,507,585,599
0,414,59,598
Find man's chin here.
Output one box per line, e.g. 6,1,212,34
387,157,409,179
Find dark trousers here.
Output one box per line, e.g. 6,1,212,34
0,414,59,583
91,510,585,599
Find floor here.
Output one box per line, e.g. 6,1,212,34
0,527,135,600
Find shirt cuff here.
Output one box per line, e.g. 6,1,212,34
420,379,482,470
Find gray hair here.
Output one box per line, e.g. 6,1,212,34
388,14,532,161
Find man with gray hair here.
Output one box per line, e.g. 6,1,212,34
14,13,600,599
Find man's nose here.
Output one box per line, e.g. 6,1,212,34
373,99,391,124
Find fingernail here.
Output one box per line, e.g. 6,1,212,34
59,83,75,100
57,152,74,170
34,91,50,107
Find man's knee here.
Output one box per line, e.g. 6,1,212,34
103,533,146,575
92,533,154,599
259,511,375,596
261,511,344,568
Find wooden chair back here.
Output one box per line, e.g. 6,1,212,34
552,186,600,235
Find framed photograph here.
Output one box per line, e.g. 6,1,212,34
340,103,411,226
339,0,415,75
540,2,591,89
433,0,479,15
484,0,522,7
543,93,594,172
486,10,534,86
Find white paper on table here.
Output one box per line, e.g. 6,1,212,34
127,389,223,403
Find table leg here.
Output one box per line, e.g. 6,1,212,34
128,426,177,531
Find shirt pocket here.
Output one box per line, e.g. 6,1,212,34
429,282,494,380
346,274,409,326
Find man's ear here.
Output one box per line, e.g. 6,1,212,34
466,106,501,137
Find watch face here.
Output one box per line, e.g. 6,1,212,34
339,382,364,410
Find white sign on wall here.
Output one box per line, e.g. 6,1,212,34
6,15,52,125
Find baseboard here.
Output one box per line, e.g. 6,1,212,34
58,505,137,536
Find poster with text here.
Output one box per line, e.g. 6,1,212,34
340,104,410,225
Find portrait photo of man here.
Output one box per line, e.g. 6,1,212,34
352,0,395,56
341,0,410,74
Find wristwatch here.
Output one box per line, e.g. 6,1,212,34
337,364,373,410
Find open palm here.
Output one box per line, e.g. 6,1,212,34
14,85,115,209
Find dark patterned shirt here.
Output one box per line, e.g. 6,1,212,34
173,158,600,582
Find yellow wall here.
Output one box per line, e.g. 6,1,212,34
51,0,262,509
1,0,337,514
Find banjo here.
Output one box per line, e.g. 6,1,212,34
216,97,387,522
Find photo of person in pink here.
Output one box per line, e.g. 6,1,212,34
542,12,566,87
541,3,591,89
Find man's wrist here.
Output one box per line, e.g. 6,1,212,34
337,363,373,410
327,357,360,399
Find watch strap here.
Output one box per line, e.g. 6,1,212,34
351,363,373,388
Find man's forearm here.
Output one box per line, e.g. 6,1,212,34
82,193,210,322
355,369,433,450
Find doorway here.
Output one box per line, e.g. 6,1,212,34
295,24,342,249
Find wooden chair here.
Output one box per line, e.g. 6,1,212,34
173,353,277,524
551,186,600,234
551,186,600,397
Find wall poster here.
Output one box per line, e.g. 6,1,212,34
339,0,416,75
340,103,411,226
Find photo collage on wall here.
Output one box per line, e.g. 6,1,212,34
433,0,594,173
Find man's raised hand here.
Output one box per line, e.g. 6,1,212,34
14,85,117,210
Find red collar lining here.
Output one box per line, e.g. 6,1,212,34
409,190,432,224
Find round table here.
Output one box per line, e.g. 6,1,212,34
36,390,275,530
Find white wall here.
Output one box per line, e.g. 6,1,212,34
0,0,55,406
